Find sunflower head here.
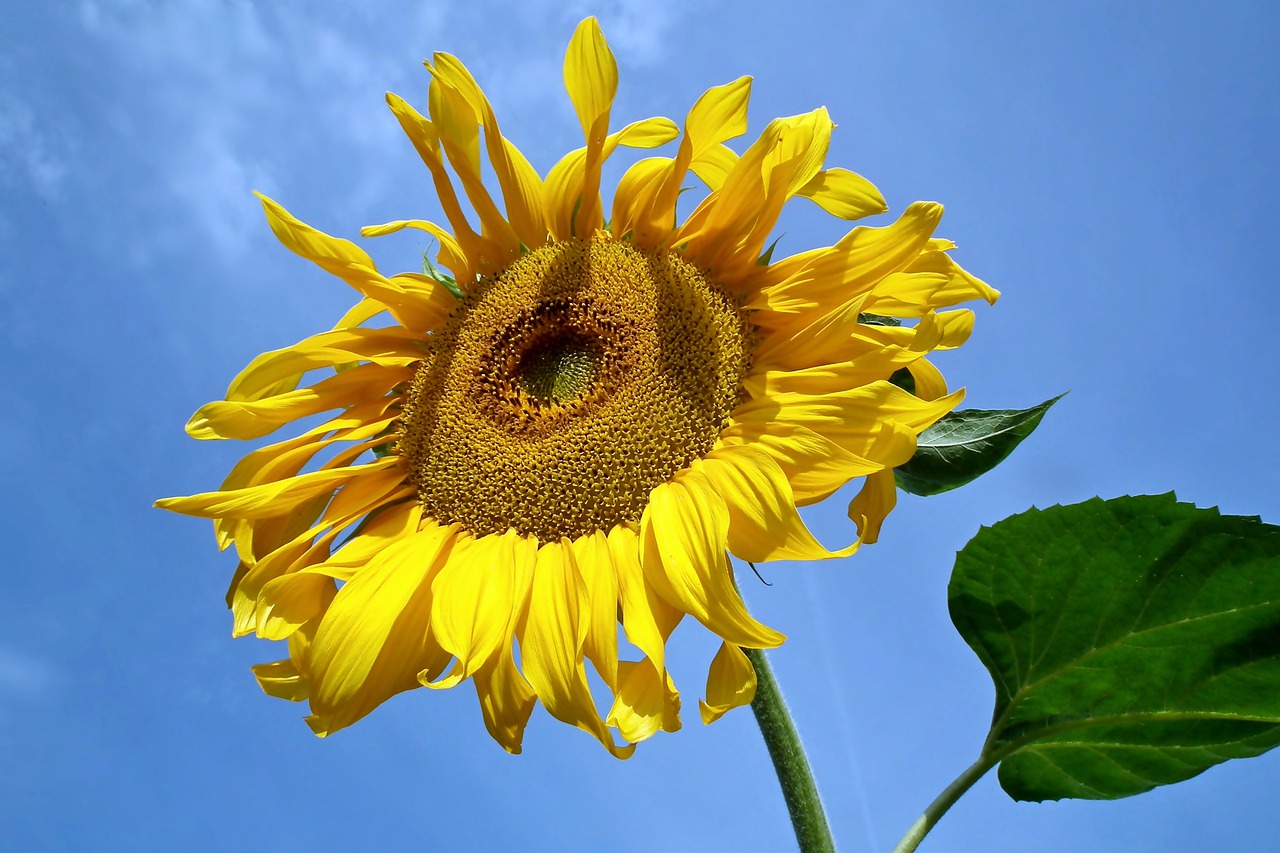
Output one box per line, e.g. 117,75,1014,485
157,17,998,756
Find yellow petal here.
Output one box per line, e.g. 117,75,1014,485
185,363,410,441
848,468,898,544
748,202,945,316
428,530,535,683
677,109,834,283
333,297,389,331
562,17,617,237
155,457,399,520
255,571,337,641
688,143,739,191
472,641,538,754
519,540,634,758
548,117,676,241
251,659,310,702
385,92,502,277
306,522,458,736
609,524,681,673
618,76,753,245
563,17,617,140
702,445,856,562
718,420,898,505
360,219,472,283
256,193,457,331
212,403,396,549
685,76,752,150
425,73,522,261
429,52,547,248
698,642,756,724
317,501,422,574
608,660,682,743
732,382,963,463
572,531,620,690
795,167,887,220
640,467,785,649
224,327,422,403
907,357,949,401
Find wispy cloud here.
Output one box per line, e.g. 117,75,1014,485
0,644,55,702
0,93,69,202
551,0,691,66
77,0,434,260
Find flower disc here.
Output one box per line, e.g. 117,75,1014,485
398,235,753,542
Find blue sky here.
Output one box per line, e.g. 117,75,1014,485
3,1,1278,850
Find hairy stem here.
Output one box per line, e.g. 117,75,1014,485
746,646,837,853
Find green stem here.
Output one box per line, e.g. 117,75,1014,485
745,646,837,853
890,754,998,853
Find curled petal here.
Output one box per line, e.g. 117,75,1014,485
699,642,757,725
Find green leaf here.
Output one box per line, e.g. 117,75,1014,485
895,394,1063,496
950,494,1280,802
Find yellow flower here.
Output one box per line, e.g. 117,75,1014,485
156,18,997,757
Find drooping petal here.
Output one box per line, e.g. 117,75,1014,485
472,640,538,754
428,529,536,686
224,327,423,403
718,420,906,505
609,524,681,673
732,382,964,463
571,531,620,690
519,540,634,757
848,468,898,544
865,248,1000,317
698,642,756,724
252,658,309,702
305,522,459,736
608,660,681,743
360,219,471,283
907,357,949,401
640,467,785,649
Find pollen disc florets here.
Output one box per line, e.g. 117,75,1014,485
398,235,753,542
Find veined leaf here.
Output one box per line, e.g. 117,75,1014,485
950,494,1280,802
895,394,1063,496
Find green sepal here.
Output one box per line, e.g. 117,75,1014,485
422,248,462,300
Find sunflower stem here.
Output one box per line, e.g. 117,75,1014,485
745,647,836,853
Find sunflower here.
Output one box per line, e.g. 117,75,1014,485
157,18,997,757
